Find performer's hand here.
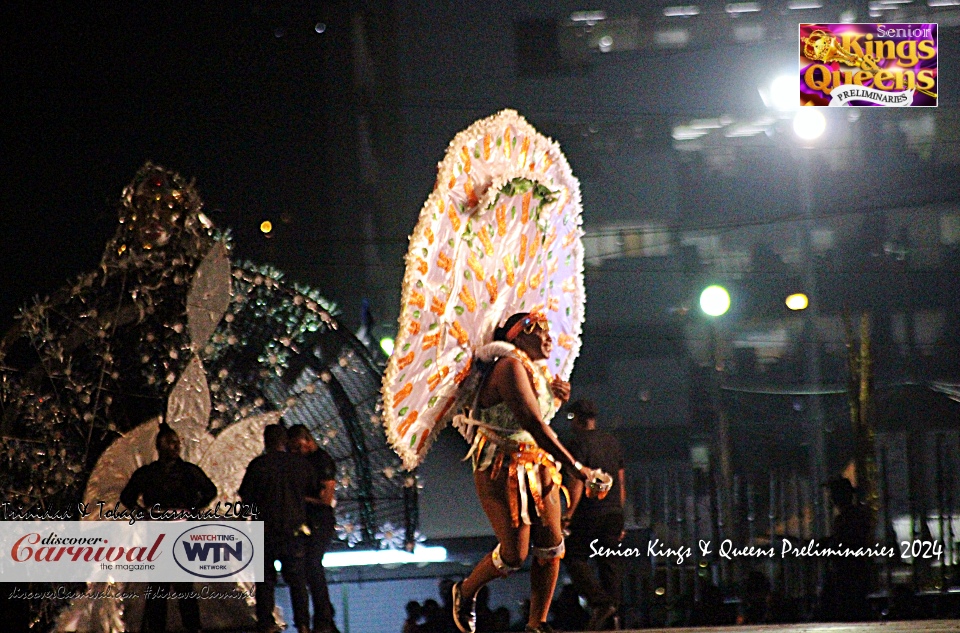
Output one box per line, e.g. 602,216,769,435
550,377,571,403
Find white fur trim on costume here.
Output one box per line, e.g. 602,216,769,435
475,341,516,363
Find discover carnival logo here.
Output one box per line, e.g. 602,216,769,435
0,520,263,582
173,524,255,579
800,23,938,107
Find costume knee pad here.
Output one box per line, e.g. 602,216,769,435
532,538,565,562
491,544,522,576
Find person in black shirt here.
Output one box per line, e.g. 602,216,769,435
239,424,318,633
288,424,339,633
120,422,218,633
561,399,626,630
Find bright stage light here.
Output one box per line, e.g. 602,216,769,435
700,285,730,317
770,75,797,111
786,293,809,310
260,220,273,234
323,545,448,568
793,109,826,140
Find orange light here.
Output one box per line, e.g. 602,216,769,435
260,221,273,234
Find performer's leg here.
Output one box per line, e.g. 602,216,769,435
528,484,564,629
461,468,530,600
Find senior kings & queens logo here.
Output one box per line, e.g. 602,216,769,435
800,23,937,107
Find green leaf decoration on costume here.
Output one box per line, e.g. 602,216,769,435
428,396,439,407
428,322,438,330
455,351,466,362
423,359,433,368
399,407,409,417
464,270,472,280
413,310,421,319
454,305,465,315
410,433,417,447
402,343,412,352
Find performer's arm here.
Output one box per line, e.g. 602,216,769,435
495,357,589,480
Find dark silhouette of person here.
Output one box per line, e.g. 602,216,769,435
561,398,626,630
402,600,423,633
239,424,318,633
420,598,447,633
120,423,217,633
822,476,873,621
550,583,589,631
288,424,339,633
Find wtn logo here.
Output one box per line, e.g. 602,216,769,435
181,540,243,563
173,524,255,579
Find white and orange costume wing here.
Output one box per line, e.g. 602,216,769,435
382,110,586,470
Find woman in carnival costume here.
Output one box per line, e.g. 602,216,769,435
381,111,610,633
450,311,608,633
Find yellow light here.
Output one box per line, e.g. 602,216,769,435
655,587,666,596
260,221,273,234
786,293,809,310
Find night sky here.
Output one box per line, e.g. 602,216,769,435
0,2,362,332
3,3,958,344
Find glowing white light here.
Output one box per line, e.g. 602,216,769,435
770,75,797,111
663,5,701,16
571,10,607,22
793,109,826,140
700,286,730,317
725,2,761,13
788,0,823,8
598,35,613,52
928,0,960,5
379,337,395,356
315,22,327,33
323,546,448,568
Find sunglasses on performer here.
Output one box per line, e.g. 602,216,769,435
506,311,549,341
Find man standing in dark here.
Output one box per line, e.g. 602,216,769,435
561,399,626,631
239,424,318,633
822,476,873,621
120,422,218,633
288,424,339,633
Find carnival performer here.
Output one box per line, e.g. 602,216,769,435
450,311,607,633
380,110,601,633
